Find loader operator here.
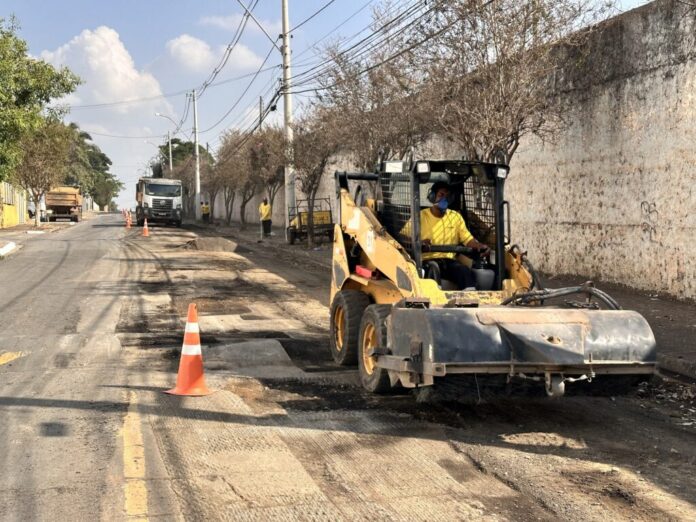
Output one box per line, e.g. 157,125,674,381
416,181,489,289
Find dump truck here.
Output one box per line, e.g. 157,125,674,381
46,186,82,222
286,198,334,244
329,160,656,397
135,177,183,227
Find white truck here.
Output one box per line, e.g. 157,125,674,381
135,177,183,227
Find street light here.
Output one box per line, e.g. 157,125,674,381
154,113,175,173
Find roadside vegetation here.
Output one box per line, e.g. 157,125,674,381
150,1,614,245
0,17,123,223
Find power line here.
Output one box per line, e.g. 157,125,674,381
64,66,281,110
289,0,426,86
289,0,339,33
199,45,277,134
290,0,475,95
197,0,260,98
292,0,381,63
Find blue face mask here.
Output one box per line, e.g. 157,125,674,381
437,197,448,211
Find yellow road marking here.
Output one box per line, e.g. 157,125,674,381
0,351,24,366
123,391,149,520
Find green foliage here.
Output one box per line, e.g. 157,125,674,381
64,123,113,196
92,172,124,209
0,18,80,181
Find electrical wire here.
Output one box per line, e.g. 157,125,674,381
289,0,339,33
199,45,276,134
197,0,259,98
65,65,280,110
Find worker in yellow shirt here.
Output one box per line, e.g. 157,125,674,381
404,181,489,289
259,198,272,237
201,201,210,223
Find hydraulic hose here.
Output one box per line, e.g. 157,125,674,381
501,285,622,310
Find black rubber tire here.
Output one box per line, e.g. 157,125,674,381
329,290,370,366
358,304,393,393
137,219,144,227
175,221,182,228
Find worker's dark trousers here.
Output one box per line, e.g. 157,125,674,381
262,219,272,236
437,259,476,289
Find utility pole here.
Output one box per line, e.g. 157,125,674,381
192,90,201,220
259,96,263,130
167,131,173,173
281,0,295,230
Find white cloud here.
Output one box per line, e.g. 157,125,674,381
42,26,168,115
165,34,262,73
199,13,282,37
165,34,217,73
40,26,176,210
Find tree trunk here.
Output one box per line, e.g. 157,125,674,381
306,190,317,248
224,190,236,225
208,187,220,222
33,192,41,227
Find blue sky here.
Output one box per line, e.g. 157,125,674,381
3,0,649,209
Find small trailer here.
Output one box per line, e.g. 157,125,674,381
286,198,334,244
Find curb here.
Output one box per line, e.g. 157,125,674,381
658,354,696,381
0,241,17,258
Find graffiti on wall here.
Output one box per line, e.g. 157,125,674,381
640,201,659,243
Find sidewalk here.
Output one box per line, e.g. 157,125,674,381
195,221,696,381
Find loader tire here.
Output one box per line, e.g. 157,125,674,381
329,290,370,366
358,304,392,393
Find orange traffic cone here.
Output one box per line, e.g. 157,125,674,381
142,218,149,237
126,212,131,229
165,304,212,396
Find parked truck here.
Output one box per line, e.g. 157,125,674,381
135,177,183,227
46,186,83,222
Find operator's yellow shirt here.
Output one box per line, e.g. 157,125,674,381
402,209,474,260
259,202,272,221
202,204,210,214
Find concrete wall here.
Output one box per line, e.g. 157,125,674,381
507,1,696,299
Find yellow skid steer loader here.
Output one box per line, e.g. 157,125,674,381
329,160,656,397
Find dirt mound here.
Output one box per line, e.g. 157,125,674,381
185,237,237,252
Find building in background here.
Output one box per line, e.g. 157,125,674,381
0,182,28,228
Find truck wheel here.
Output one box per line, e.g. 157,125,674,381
329,290,370,366
175,220,182,228
286,227,297,245
358,304,393,393
137,218,144,227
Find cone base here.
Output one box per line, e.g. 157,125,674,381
164,386,213,397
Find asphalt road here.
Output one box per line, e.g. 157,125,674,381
1,214,695,521
0,215,127,520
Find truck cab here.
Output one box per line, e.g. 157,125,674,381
135,177,183,227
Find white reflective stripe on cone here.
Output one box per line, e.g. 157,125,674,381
181,343,202,356
185,323,200,334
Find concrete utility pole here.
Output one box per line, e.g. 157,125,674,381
259,96,263,130
167,131,173,172
281,0,295,229
192,90,201,220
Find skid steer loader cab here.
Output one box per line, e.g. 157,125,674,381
330,160,656,397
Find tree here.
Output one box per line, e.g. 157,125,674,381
292,109,341,247
318,2,430,172
419,0,613,163
249,126,285,207
0,18,79,182
92,172,124,210
163,139,214,217
64,124,113,197
12,119,73,226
